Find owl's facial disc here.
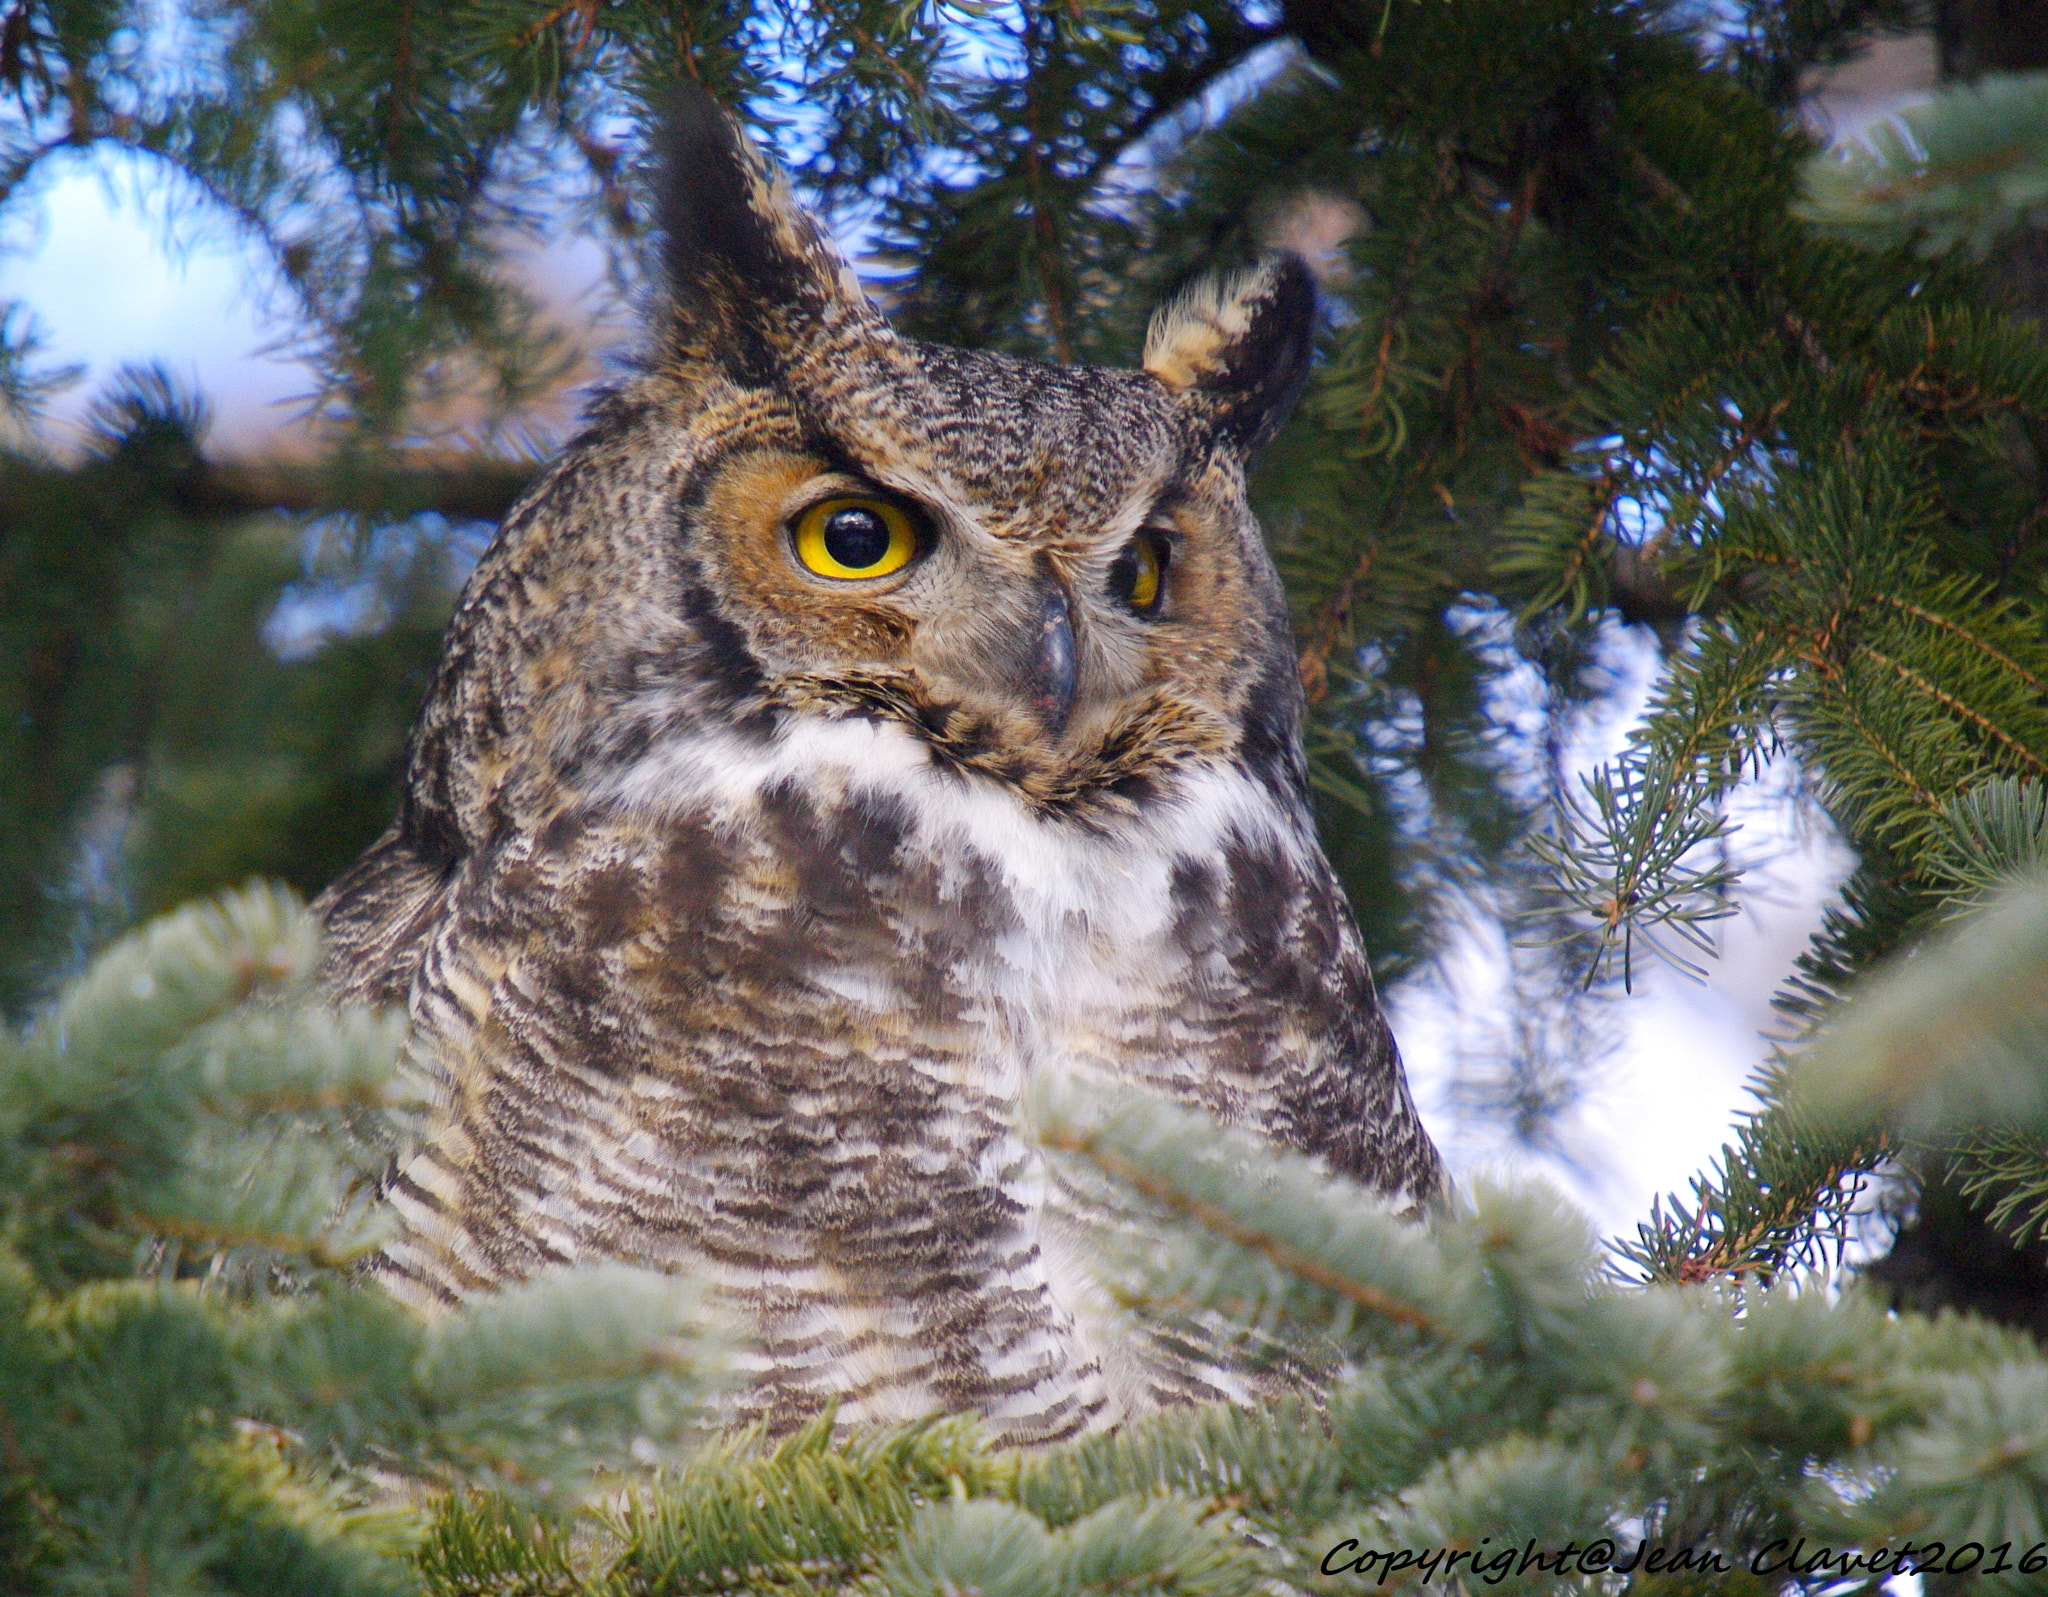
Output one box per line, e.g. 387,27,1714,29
772,469,1082,736
692,448,1213,752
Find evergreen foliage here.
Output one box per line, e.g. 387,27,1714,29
0,884,731,1591
396,906,2048,1590
1800,68,2048,260
0,365,484,1020
2,881,2046,1590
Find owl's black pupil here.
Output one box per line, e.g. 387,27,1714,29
824,506,891,569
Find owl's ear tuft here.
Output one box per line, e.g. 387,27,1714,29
650,84,883,377
1143,255,1317,456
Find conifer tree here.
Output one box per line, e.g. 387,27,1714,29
3,0,2048,1584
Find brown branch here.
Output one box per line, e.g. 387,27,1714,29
846,19,925,100
1697,398,1790,497
1625,146,1694,215
1821,678,1949,822
1549,471,1623,612
1671,1138,1888,1283
1297,542,1377,703
508,1,593,53
1857,642,2048,779
385,0,415,166
1357,142,1457,441
128,1210,375,1270
1879,594,2048,698
1483,157,1544,298
1777,305,1835,376
1453,152,1545,443
0,1396,62,1536
1294,155,1467,701
182,456,539,521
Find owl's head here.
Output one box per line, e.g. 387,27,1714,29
407,89,1320,853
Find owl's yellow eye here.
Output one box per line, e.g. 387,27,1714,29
1130,538,1162,609
1110,531,1170,616
793,497,918,581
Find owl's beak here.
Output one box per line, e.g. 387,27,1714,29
1025,577,1077,736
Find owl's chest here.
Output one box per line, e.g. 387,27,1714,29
694,765,1285,1099
585,716,1328,1173
407,730,1342,1431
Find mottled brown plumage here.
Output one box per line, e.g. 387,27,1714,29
315,88,1442,1445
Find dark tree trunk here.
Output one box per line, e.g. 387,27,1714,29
1933,0,2048,76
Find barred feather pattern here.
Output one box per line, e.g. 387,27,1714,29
314,91,1441,1446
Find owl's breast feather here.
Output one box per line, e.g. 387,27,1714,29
371,709,1433,1442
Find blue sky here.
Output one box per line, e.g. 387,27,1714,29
0,145,626,456
0,149,310,448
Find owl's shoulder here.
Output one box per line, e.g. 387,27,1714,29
311,824,452,1008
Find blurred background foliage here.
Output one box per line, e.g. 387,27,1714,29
2,0,2048,1325
0,374,480,1015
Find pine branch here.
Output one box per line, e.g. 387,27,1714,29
1790,884,2048,1140
1949,1127,2048,1251
1881,590,2048,700
1616,1086,1890,1285
1526,624,1774,989
0,887,737,1591
873,1495,1265,1597
1801,68,2048,259
1037,1119,1446,1339
598,1408,1005,1592
1929,774,2048,916
1856,639,2048,780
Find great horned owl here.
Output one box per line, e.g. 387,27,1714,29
316,88,1443,1446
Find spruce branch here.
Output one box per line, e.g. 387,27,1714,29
1495,466,1625,625
1855,639,2048,781
414,1491,583,1597
1949,1127,2048,1252
1038,1115,1445,1340
885,1493,1270,1597
1526,625,1774,989
187,456,539,522
1880,589,2048,700
0,886,746,1591
1294,538,1377,706
1930,775,2048,916
1800,69,2048,260
1790,883,2048,1140
598,1407,1005,1592
413,1263,730,1496
1616,1087,1889,1285
1031,1078,1464,1354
